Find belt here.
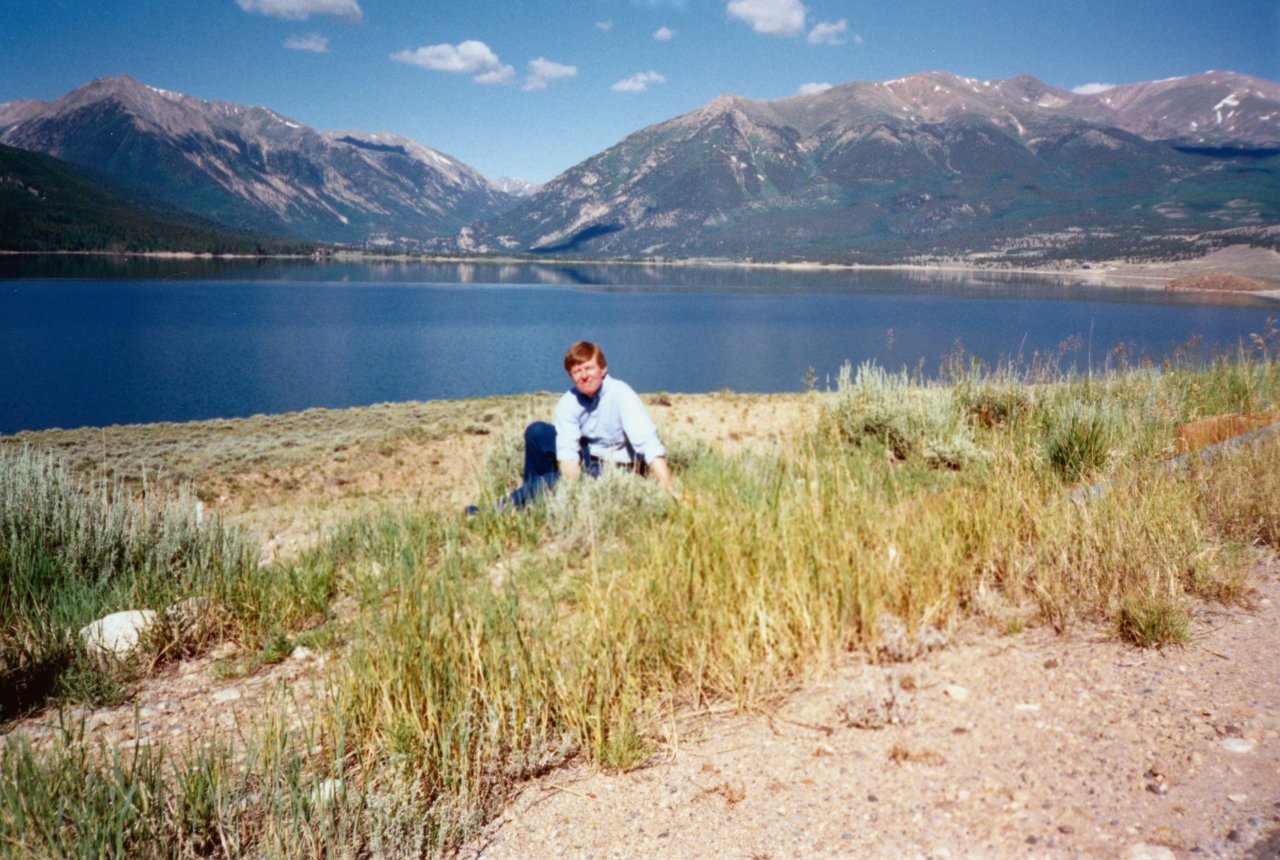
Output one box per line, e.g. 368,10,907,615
589,455,642,473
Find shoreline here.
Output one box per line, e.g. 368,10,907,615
4,244,1279,293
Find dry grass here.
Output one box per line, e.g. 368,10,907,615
3,359,1278,857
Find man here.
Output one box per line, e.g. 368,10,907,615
495,341,674,510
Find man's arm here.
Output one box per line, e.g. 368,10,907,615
647,455,675,494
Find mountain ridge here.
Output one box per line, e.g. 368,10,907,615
0,75,517,245
457,70,1280,262
1,70,1277,260
0,141,307,253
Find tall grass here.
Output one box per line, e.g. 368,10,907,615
0,449,337,721
317,355,1279,851
2,353,1278,856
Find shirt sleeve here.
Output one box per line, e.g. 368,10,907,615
616,382,667,462
553,391,583,464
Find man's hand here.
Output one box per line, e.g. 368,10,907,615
559,459,582,482
648,456,680,502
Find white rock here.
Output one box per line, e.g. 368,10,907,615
79,610,157,658
290,645,315,662
943,684,969,702
212,688,242,704
1220,738,1256,753
311,778,343,807
1125,844,1176,860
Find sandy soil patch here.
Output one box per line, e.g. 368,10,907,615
464,560,1280,860
204,393,816,563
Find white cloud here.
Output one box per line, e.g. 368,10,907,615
391,40,515,85
612,71,667,93
237,0,360,22
654,26,675,41
726,0,807,37
284,33,329,52
524,57,578,91
798,82,832,95
596,20,613,31
1072,82,1117,95
807,19,847,45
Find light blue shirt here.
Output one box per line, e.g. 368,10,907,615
554,374,667,465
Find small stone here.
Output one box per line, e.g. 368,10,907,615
310,779,342,807
1227,829,1242,842
867,793,879,803
1043,657,1059,669
1058,825,1074,835
1014,703,1041,712
1125,843,1176,860
1220,738,1256,753
943,685,969,702
1026,835,1039,845
212,688,242,703
290,645,314,662
1228,793,1248,803
1146,782,1168,796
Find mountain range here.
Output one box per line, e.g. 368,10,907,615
459,71,1280,262
2,71,1277,261
0,75,516,246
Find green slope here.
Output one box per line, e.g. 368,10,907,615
0,143,311,254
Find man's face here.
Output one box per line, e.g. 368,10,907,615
569,358,605,399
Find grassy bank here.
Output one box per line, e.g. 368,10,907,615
2,352,1278,857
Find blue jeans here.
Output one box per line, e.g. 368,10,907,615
506,421,603,508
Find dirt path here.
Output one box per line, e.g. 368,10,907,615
464,560,1280,859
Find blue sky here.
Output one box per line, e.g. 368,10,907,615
2,1,1276,184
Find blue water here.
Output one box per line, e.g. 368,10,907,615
1,258,1275,434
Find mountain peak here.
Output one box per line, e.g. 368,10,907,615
0,76,516,246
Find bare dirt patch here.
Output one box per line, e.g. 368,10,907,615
464,560,1280,860
1167,273,1272,294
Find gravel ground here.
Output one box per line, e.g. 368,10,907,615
463,559,1280,860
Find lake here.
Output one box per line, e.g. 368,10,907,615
2,256,1276,435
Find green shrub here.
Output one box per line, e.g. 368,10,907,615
829,362,987,470
0,449,256,719
545,467,674,551
1043,403,1115,482
958,383,1031,429
1114,593,1192,648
